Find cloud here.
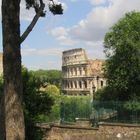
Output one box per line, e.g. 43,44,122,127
50,0,140,46
50,27,68,36
69,0,140,42
21,46,64,56
21,45,63,70
70,0,78,2
80,40,105,59
20,0,35,21
89,0,107,6
25,61,62,70
49,27,78,46
57,36,77,46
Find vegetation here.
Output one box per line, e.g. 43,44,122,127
37,95,92,123
45,84,60,96
60,96,92,122
0,68,55,140
23,68,51,139
99,12,140,101
1,0,63,138
32,69,62,88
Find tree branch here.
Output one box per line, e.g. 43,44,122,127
20,2,45,44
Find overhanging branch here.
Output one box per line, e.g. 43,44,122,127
20,2,45,44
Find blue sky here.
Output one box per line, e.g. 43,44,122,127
0,0,140,70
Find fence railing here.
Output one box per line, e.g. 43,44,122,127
60,100,140,124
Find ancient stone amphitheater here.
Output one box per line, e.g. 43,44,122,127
62,48,106,96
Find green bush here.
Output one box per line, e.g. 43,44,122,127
124,100,140,111
22,67,54,140
60,96,92,122
43,95,93,123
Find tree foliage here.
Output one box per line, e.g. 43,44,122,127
45,84,60,96
59,96,92,122
32,69,62,88
25,0,63,15
22,68,54,117
22,67,54,139
0,68,55,139
104,11,140,101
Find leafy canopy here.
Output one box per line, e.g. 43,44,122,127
22,67,54,139
45,84,60,96
22,67,54,117
25,0,63,16
104,11,140,101
31,69,62,88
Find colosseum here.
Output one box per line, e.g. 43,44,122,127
62,48,107,96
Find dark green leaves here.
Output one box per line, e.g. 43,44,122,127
49,3,63,15
25,0,35,9
25,0,63,16
104,11,140,101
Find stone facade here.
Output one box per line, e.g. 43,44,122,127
62,48,106,96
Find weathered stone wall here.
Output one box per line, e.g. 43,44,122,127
98,123,140,140
44,123,140,140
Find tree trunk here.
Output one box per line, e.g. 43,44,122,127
1,0,25,139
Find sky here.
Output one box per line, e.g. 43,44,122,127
0,0,140,70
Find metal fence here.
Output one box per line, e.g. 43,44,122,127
60,100,140,124
60,98,92,123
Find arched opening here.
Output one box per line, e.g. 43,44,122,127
79,81,82,88
79,68,82,75
84,81,87,88
75,81,77,88
71,81,73,88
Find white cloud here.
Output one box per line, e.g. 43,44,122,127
50,0,140,47
21,45,63,70
69,0,140,42
57,36,77,46
26,61,62,70
49,27,77,46
89,0,107,6
20,0,35,21
70,0,78,2
85,40,103,48
81,40,105,59
50,27,68,36
21,46,64,56
23,59,62,70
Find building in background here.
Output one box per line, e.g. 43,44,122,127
62,48,106,96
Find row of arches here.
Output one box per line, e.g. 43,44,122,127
63,80,89,89
62,78,105,91
63,66,88,77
